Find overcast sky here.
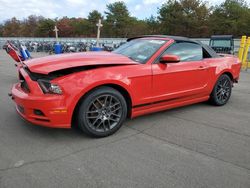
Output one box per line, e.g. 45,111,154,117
0,0,247,22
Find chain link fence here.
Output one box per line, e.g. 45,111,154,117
0,37,241,53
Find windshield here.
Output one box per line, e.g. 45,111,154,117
210,40,232,48
113,39,167,63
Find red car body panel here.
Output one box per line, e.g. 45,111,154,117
25,52,139,74
11,37,241,128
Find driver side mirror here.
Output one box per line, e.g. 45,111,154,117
160,54,180,63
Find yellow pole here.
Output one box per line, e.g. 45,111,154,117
242,37,250,70
238,36,246,62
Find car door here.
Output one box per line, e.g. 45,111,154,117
151,42,209,102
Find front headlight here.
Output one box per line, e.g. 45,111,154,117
38,79,63,95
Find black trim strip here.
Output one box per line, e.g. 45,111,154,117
34,118,50,122
133,96,181,109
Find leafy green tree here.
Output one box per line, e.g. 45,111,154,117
125,17,148,37
158,0,184,35
71,18,89,37
1,0,250,38
2,17,21,37
0,24,3,37
35,18,56,37
56,17,74,37
158,0,210,37
145,15,160,34
87,10,103,35
208,0,250,36
104,1,132,37
20,15,43,37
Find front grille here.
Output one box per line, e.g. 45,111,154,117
212,47,232,54
19,72,30,93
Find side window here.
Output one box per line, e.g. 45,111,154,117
163,42,203,61
203,47,212,58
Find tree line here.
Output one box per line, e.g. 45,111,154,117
0,0,250,38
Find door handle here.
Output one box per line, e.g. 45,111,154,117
198,66,207,70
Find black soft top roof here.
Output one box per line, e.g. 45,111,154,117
211,35,233,39
127,35,219,58
127,35,192,42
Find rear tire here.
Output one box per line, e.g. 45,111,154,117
77,86,127,137
210,74,232,106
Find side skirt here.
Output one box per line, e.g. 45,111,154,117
131,95,210,118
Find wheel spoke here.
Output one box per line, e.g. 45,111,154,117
92,102,99,110
107,120,111,130
87,110,98,114
96,98,103,107
102,120,109,131
109,96,113,107
87,115,99,119
223,94,228,100
96,120,103,129
110,102,120,109
111,106,121,112
216,90,222,95
92,118,99,126
110,117,118,122
102,121,107,131
111,113,121,118
223,80,228,87
104,96,108,107
218,94,223,101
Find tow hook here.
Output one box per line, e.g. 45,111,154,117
8,93,14,100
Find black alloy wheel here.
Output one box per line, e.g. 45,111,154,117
77,86,127,137
210,74,232,106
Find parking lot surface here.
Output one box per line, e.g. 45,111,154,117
0,50,250,188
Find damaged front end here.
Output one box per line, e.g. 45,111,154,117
24,64,124,81
21,64,129,95
21,66,90,95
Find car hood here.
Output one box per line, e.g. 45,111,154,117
24,52,139,74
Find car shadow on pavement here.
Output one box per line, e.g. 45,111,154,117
11,101,215,141
12,114,87,139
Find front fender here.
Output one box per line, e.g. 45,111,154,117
74,79,133,105
55,69,134,123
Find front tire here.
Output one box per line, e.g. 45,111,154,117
77,86,127,137
210,74,232,106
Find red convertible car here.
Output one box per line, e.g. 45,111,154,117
10,36,241,137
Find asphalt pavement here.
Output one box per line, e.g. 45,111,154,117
0,50,250,188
